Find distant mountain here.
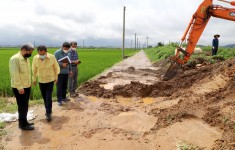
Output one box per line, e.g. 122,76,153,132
197,45,206,47
223,44,235,48
196,44,235,48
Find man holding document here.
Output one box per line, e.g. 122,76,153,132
54,42,72,106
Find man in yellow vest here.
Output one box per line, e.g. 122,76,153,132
32,45,60,122
9,43,34,130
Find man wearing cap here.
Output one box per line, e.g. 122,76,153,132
9,43,35,130
212,34,220,56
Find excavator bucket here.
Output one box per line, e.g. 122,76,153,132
161,63,183,81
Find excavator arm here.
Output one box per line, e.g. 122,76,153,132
163,0,235,80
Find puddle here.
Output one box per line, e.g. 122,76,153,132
143,97,154,104
100,72,158,90
86,96,179,110
87,96,100,102
109,111,157,133
101,79,131,90
115,96,134,106
154,98,181,109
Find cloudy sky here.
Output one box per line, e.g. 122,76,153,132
0,0,234,47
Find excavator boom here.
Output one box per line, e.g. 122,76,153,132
162,0,235,80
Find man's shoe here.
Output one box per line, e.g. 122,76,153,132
62,98,70,102
46,114,51,122
75,92,79,97
70,93,77,97
58,101,62,106
26,122,34,126
20,125,35,130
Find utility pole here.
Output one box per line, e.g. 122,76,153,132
131,40,132,48
146,36,149,48
135,33,136,50
137,38,138,49
122,6,126,59
83,40,84,49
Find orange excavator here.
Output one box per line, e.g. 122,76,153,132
162,0,235,80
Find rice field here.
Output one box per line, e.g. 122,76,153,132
0,48,137,99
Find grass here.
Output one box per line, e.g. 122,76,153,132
0,122,6,130
200,46,235,59
0,98,13,138
176,140,201,150
145,45,176,62
0,98,17,113
145,44,235,64
0,48,138,99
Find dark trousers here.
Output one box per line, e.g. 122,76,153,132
57,74,68,102
212,48,218,56
39,81,54,115
68,66,78,93
12,87,31,127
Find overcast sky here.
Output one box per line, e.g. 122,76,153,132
0,0,234,47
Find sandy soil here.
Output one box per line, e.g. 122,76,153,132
1,50,235,150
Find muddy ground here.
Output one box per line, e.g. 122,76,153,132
1,50,235,149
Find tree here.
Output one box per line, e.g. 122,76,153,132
157,42,164,47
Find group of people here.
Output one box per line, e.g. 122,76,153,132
9,42,80,130
8,34,220,131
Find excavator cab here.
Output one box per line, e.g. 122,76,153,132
162,0,235,81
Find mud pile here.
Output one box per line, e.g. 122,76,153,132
79,80,114,98
79,58,235,149
80,58,234,98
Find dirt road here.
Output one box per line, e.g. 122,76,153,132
1,50,235,149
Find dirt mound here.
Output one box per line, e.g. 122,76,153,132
78,58,235,149
79,80,114,98
80,59,232,98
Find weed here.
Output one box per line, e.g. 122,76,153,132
0,98,17,113
0,122,7,138
176,140,203,150
0,122,5,129
222,116,231,124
